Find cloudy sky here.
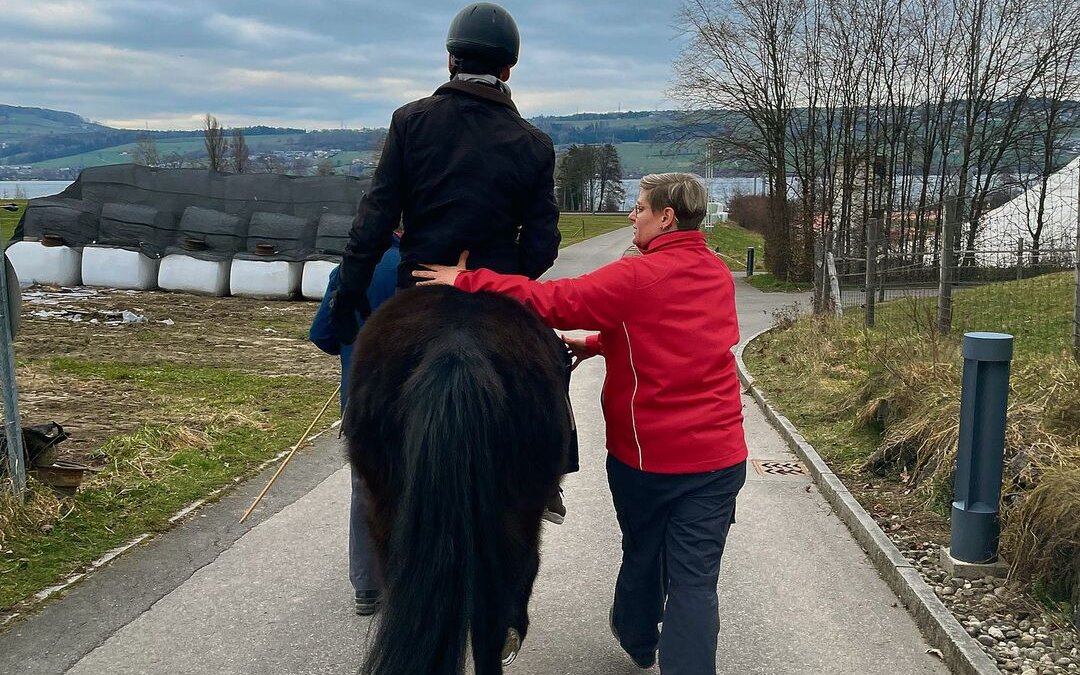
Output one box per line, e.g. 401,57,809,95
0,0,689,131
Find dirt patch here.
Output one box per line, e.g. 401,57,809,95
12,286,337,462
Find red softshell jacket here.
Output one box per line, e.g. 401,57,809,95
455,229,748,474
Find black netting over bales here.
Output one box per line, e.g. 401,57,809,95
166,206,246,261
233,212,314,262
310,214,353,260
96,203,176,257
11,166,370,255
289,176,365,220
19,198,100,248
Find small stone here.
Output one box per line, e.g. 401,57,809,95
1058,659,1073,667
1021,621,1032,630
991,627,1007,640
995,586,1009,598
1022,669,1038,675
939,586,955,596
979,635,998,647
1003,661,1019,671
1008,630,1022,639
1022,635,1037,648
967,626,981,637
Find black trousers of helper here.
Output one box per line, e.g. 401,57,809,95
607,454,746,675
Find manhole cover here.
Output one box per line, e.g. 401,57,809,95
751,459,807,477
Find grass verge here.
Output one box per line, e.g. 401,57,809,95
745,273,814,292
745,272,1079,604
0,360,334,611
704,221,762,271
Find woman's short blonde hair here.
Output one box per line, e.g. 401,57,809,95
639,173,707,230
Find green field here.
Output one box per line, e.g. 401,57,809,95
615,142,701,176
557,213,628,247
0,199,26,244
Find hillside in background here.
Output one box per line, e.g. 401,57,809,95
0,104,724,178
0,105,112,143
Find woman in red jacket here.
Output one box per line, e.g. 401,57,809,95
416,172,747,674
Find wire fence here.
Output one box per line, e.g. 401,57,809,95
818,220,1077,354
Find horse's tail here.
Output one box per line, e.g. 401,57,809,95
363,339,507,675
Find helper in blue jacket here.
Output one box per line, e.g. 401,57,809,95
309,233,400,616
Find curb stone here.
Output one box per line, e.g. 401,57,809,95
736,327,1000,675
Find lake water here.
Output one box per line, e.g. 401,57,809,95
619,177,767,211
0,181,73,199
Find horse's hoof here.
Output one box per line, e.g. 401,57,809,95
501,627,521,667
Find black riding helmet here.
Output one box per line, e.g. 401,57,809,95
446,2,520,68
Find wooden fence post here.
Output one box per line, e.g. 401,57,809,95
938,198,957,334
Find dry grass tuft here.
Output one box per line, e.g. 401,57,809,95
0,484,66,549
1003,457,1080,593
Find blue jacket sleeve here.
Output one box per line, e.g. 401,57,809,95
310,267,344,356
310,238,401,356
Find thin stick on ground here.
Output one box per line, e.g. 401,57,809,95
239,385,341,524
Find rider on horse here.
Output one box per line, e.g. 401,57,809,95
327,2,575,522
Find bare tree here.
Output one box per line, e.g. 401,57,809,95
1024,0,1080,261
675,0,805,279
316,157,336,176
231,128,249,174
203,114,227,172
134,132,160,167
951,0,1053,261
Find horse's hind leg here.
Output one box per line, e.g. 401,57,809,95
507,535,542,644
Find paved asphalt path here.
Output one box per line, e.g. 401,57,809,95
0,226,948,674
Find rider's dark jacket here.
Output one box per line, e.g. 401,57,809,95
338,79,561,303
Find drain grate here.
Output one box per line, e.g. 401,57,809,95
751,459,807,477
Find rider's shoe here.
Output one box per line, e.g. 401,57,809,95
501,627,521,666
354,589,381,616
542,487,566,525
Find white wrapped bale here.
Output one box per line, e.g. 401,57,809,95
229,259,302,299
301,260,338,300
6,241,82,287
81,247,160,290
158,254,231,296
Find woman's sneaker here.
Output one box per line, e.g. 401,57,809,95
609,605,657,669
355,590,381,616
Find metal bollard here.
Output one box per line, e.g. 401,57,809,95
746,247,756,277
950,332,1014,563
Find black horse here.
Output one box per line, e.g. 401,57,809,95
344,285,571,675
